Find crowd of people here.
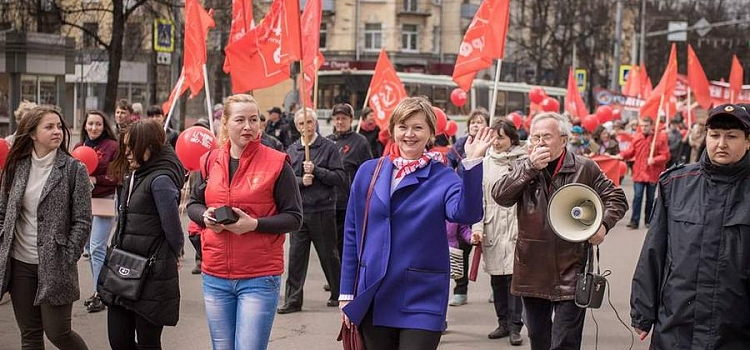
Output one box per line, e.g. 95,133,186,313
0,94,747,350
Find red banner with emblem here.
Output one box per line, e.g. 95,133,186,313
368,49,408,130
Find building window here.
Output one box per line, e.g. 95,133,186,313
432,25,440,53
123,24,142,51
364,23,382,50
402,24,418,51
404,0,418,12
82,22,98,48
320,22,327,49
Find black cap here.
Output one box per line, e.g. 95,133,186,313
707,104,750,131
332,103,354,117
267,107,282,114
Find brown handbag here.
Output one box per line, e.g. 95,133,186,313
337,156,386,350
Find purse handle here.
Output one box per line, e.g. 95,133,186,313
113,171,165,258
351,156,386,298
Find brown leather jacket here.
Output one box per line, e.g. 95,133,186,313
492,150,628,301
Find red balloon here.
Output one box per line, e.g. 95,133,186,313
72,146,98,175
540,97,560,112
508,112,523,130
0,139,8,169
582,114,600,133
595,105,613,124
612,109,622,121
432,107,448,135
176,126,218,171
445,120,458,137
450,88,468,107
529,87,547,104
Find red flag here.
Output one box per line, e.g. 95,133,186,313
591,155,622,187
452,0,510,91
622,65,640,97
565,67,588,118
163,0,214,114
640,44,677,119
223,0,255,73
281,0,302,63
225,0,298,93
640,64,652,99
729,55,743,103
298,0,324,107
687,44,712,109
368,49,408,130
183,0,215,98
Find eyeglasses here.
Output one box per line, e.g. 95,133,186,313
529,134,557,144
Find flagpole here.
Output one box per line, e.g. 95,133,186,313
649,94,665,158
355,88,372,133
312,56,320,111
202,64,214,134
687,87,692,128
488,59,503,126
164,74,185,133
296,12,310,163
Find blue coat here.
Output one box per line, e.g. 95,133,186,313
340,158,483,332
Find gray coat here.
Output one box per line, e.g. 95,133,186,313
0,151,92,305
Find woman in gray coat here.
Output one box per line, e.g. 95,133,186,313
0,105,92,350
471,118,526,346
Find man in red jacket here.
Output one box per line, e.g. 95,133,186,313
618,117,670,229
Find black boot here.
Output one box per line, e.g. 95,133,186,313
488,324,509,339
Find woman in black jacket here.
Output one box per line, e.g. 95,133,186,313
631,104,750,349
99,119,185,350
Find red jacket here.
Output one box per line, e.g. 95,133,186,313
620,131,670,183
200,140,288,279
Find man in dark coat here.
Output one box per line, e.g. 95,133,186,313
259,113,285,151
631,104,750,349
265,107,293,148
493,112,628,350
279,108,347,314
326,103,373,256
145,105,179,148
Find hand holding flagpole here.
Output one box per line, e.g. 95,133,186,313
649,94,665,159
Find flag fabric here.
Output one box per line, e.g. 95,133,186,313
224,0,300,93
640,64,652,99
729,55,743,103
622,65,640,97
687,44,712,110
299,0,324,108
591,155,623,187
640,44,677,119
280,0,302,62
223,0,255,73
452,0,510,92
565,67,588,118
369,49,408,130
163,0,214,114
183,0,215,98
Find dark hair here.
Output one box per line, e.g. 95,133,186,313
116,99,134,114
707,114,749,136
108,119,166,181
259,113,267,122
146,105,164,117
81,110,116,142
491,118,520,146
640,116,654,124
3,105,71,195
361,107,372,118
467,107,490,129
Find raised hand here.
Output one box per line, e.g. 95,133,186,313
464,126,496,159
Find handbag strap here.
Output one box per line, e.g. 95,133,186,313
584,244,600,275
352,156,386,298
113,171,167,260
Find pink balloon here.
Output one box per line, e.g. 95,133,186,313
582,114,600,133
432,107,448,135
529,87,547,104
445,120,458,137
595,105,613,124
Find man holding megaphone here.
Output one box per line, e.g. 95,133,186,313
492,112,628,350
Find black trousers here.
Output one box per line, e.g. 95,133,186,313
9,259,89,350
360,310,441,350
452,241,472,295
335,209,346,259
284,210,341,306
522,297,586,350
491,275,524,331
107,304,164,350
188,234,202,262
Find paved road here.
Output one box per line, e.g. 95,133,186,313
0,179,650,350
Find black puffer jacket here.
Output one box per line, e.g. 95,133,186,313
100,147,186,326
631,152,750,349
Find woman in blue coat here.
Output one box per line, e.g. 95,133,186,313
339,97,494,349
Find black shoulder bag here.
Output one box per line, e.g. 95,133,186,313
575,244,606,309
97,172,164,301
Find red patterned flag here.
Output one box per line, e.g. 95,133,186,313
299,0,324,107
368,49,408,130
640,44,677,119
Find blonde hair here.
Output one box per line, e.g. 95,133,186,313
388,97,437,141
13,100,37,123
219,94,259,145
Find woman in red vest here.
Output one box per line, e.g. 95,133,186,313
187,94,303,350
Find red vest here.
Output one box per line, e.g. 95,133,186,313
201,140,287,279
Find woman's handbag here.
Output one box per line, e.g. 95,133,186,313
337,157,386,350
97,172,164,301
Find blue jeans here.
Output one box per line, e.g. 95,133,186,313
202,273,281,350
631,182,656,226
86,215,115,293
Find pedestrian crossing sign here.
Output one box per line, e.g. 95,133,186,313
154,19,175,53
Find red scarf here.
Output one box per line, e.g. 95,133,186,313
389,143,445,179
